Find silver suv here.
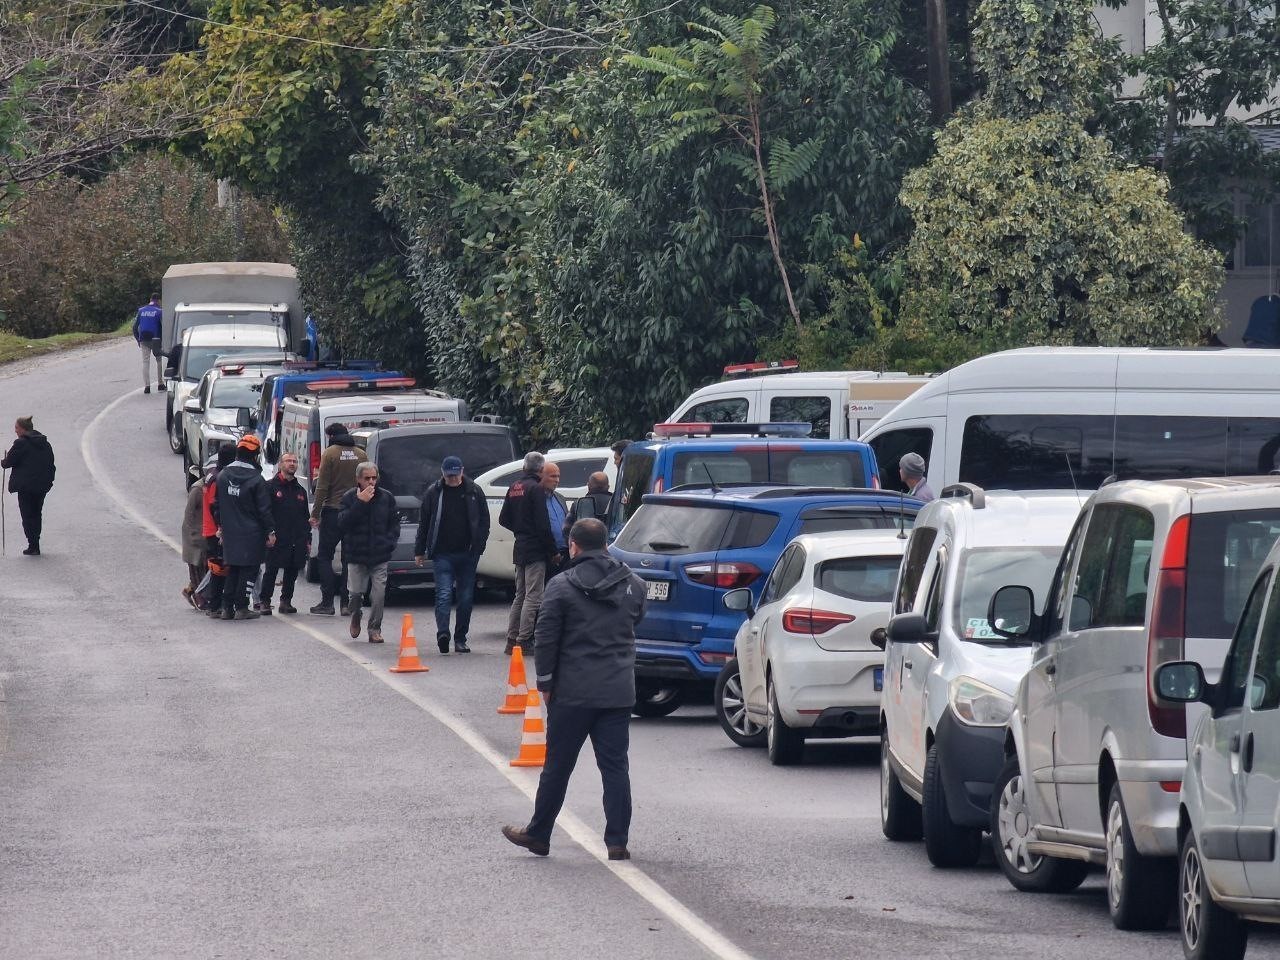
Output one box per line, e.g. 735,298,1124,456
989,479,1280,930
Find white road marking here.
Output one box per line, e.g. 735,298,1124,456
81,386,756,960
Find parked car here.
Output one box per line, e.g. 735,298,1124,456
716,530,906,764
348,422,519,589
1157,537,1280,960
180,357,291,484
609,486,919,717
879,486,1083,868
987,478,1280,929
609,422,884,535
253,362,407,456
474,448,617,586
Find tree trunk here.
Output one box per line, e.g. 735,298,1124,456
925,0,951,124
747,93,802,330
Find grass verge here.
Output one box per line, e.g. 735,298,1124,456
0,320,132,366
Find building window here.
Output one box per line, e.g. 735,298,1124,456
1243,201,1280,268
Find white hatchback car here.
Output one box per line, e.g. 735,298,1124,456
474,448,617,584
881,487,1083,868
716,531,907,765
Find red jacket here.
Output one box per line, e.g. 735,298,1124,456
202,479,218,537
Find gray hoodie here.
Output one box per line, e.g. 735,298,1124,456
534,550,646,708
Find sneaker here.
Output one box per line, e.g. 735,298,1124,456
158,382,166,392
607,846,631,861
221,608,235,621
234,608,261,621
368,630,384,644
310,603,335,616
501,826,549,857
278,601,297,614
349,605,363,639
144,385,151,395
260,603,273,616
22,545,39,556
181,586,196,608
339,604,352,618
206,607,222,618
437,632,451,654
454,638,471,654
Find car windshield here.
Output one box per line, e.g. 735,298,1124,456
376,433,517,499
670,448,866,488
953,547,1061,643
183,343,283,381
211,376,267,409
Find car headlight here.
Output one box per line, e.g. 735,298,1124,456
949,676,1014,727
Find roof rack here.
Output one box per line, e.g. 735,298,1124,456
940,483,986,509
722,359,800,378
748,486,887,499
651,421,813,439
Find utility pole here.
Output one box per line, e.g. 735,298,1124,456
925,0,952,124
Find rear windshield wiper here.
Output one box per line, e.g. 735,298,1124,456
647,540,689,551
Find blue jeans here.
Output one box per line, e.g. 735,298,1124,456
433,553,478,639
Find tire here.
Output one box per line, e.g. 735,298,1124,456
1105,782,1176,930
991,756,1090,893
1179,829,1247,960
183,448,196,489
880,728,923,841
632,683,684,718
765,675,804,766
715,659,765,748
168,411,184,454
922,742,982,868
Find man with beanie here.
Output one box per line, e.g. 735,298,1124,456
2,415,56,556
502,518,646,861
414,455,490,654
213,435,275,620
899,452,935,503
310,421,365,616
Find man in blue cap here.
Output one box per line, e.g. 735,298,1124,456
414,455,490,653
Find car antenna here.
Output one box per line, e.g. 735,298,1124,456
1065,454,1083,508
701,461,721,496
897,487,907,539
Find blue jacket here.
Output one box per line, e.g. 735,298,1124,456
134,304,163,341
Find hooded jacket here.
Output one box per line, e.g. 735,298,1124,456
414,476,490,559
338,484,400,567
2,430,56,494
311,433,365,517
213,459,275,566
533,549,646,708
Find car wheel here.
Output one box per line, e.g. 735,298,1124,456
715,658,765,748
183,448,195,489
1105,782,1175,930
168,411,184,454
632,683,684,718
991,756,1089,892
765,675,804,766
880,728,922,841
922,742,982,868
1180,829,1247,960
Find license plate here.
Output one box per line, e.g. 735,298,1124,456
645,581,669,601
874,667,884,692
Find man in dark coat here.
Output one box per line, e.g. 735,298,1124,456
213,435,275,620
498,451,559,655
2,415,56,556
502,518,646,861
259,451,310,615
413,455,491,654
338,460,400,644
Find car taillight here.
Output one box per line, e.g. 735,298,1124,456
1148,514,1189,739
782,608,856,635
309,441,321,477
683,561,763,589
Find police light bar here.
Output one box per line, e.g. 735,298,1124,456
652,421,813,438
218,364,245,375
305,377,417,392
722,359,800,377
282,359,385,371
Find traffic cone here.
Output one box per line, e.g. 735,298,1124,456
497,646,530,714
389,614,429,674
510,690,546,768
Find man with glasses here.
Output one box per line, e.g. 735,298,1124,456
338,461,399,644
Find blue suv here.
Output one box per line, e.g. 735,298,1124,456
609,486,921,716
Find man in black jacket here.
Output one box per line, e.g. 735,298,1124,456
2,416,56,556
498,451,559,655
502,518,646,860
259,451,310,615
213,435,276,621
413,456,490,654
339,461,400,644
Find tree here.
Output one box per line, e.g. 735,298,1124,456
897,0,1222,353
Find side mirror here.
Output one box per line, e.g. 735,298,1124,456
722,587,754,618
870,627,888,650
1155,661,1208,703
887,612,932,645
183,398,203,414
988,585,1036,640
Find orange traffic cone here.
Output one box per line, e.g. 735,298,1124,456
497,646,530,714
510,690,547,767
389,614,429,674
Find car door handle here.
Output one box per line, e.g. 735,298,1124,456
1245,733,1255,773
903,659,913,670
1045,661,1056,676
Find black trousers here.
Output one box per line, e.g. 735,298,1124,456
317,507,348,605
261,551,302,604
224,565,258,612
527,704,631,848
17,490,47,547
205,535,226,610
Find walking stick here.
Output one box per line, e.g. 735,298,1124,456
1,468,7,556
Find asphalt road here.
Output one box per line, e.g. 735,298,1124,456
3,339,1280,960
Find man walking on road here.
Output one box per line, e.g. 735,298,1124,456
339,461,399,644
213,436,275,621
310,422,364,616
134,294,165,395
413,455,490,654
260,452,310,615
499,451,559,655
502,518,646,860
2,416,55,556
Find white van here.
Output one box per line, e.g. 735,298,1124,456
861,347,1280,493
666,367,933,440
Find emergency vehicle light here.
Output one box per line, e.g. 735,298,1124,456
722,359,800,377
304,377,417,392
651,421,813,438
